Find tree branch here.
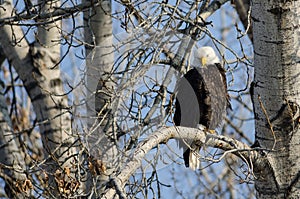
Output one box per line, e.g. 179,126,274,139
197,0,231,22
0,0,102,25
103,126,264,198
231,0,253,41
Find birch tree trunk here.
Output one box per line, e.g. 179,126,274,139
35,0,74,165
0,81,27,198
83,0,117,195
0,0,78,196
252,0,300,198
34,0,78,194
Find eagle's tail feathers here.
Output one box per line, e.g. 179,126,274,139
183,145,201,170
183,148,190,167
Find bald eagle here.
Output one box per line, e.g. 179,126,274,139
174,46,230,170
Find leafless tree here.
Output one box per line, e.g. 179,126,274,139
0,0,299,198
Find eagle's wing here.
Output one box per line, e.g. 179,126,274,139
196,64,230,129
174,64,230,170
174,68,206,128
174,68,209,170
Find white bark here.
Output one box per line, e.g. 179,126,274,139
83,0,118,195
1,0,77,196
0,1,29,197
0,81,27,198
31,0,78,195
252,0,300,198
35,0,76,165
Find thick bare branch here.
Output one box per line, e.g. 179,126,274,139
103,126,262,198
197,0,231,22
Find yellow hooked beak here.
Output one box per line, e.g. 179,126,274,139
201,57,207,66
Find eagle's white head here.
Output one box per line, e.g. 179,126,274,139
197,46,220,66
